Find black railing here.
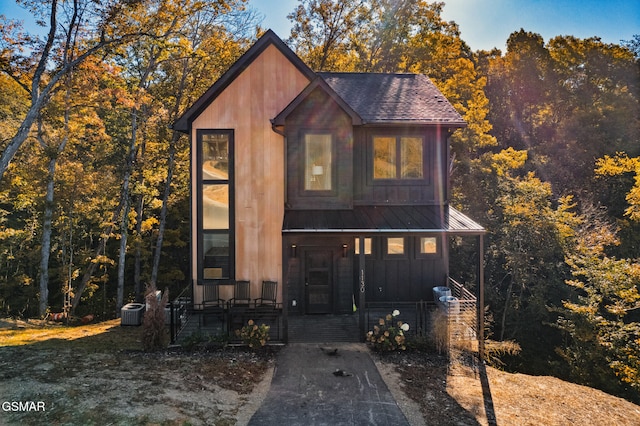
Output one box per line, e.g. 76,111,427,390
168,284,193,344
169,281,285,344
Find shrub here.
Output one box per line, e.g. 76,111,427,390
142,283,169,351
431,309,449,354
366,310,410,351
235,319,270,349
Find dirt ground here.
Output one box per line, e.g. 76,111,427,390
1,318,640,426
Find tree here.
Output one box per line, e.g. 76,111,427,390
557,206,640,402
287,0,364,70
0,0,165,182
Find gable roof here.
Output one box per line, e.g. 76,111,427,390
172,30,316,133
271,76,363,126
318,72,466,126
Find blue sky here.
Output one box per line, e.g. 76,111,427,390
1,1,638,51
251,0,639,51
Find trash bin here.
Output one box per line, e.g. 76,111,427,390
433,286,451,303
121,303,145,326
439,296,460,316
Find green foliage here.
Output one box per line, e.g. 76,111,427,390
234,320,270,350
366,310,409,352
557,238,640,400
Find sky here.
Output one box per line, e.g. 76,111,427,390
250,0,639,51
1,0,638,51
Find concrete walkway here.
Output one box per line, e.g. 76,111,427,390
248,343,410,426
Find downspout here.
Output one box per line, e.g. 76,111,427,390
272,121,289,342
358,236,366,340
478,234,485,360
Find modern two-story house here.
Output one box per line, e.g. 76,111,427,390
173,30,485,342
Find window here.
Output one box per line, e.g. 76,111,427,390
373,135,424,180
386,237,405,255
199,130,233,281
354,237,372,255
419,237,438,254
304,133,332,191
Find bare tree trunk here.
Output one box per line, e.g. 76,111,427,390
500,278,514,342
150,132,178,286
116,108,138,315
150,56,189,287
134,194,144,301
38,156,55,318
37,66,71,317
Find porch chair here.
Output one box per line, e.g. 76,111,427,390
201,283,226,327
227,280,252,335
254,280,278,308
227,280,252,308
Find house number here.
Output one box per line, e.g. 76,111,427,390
359,269,365,293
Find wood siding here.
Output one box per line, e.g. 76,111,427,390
191,44,312,304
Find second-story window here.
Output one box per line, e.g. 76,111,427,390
304,133,333,191
373,135,424,180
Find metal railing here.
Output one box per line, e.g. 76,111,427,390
446,278,478,351
364,279,479,353
168,284,192,344
169,282,285,344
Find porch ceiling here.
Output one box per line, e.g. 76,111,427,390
282,206,485,235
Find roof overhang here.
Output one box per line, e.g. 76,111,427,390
282,206,485,235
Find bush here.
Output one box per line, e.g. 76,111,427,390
141,283,169,351
366,310,410,351
235,319,270,349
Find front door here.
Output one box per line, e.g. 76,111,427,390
305,250,333,314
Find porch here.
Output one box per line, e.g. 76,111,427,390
168,278,478,349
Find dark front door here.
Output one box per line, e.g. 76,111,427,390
305,250,333,313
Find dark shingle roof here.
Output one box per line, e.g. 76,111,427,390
317,72,465,126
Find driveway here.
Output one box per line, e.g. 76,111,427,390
248,343,410,425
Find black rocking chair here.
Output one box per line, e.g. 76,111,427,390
227,280,252,308
201,283,226,327
254,280,278,308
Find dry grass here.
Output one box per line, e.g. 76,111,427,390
376,349,640,426
0,318,273,425
3,318,640,426
0,318,141,350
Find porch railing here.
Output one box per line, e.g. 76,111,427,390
169,282,285,344
168,284,193,344
447,278,478,351
364,278,478,352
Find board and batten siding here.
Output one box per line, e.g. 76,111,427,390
191,44,312,303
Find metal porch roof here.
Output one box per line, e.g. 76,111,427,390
282,206,485,235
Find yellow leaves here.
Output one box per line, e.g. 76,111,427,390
595,153,640,176
490,147,528,176
595,153,640,222
141,217,159,233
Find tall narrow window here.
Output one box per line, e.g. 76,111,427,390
373,135,424,180
304,133,332,191
199,130,233,281
354,237,372,255
373,137,396,179
401,137,423,178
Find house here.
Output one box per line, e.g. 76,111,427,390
173,30,485,344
